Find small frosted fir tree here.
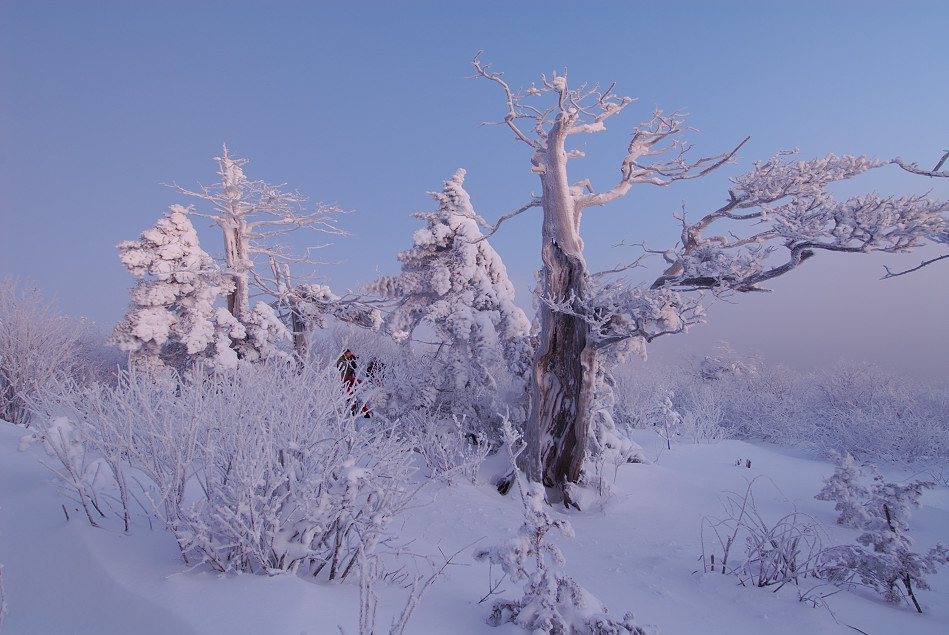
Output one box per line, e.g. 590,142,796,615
815,451,871,528
653,391,682,451
475,423,652,634
110,206,247,371
817,454,949,612
370,169,533,435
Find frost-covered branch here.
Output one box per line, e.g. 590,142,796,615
537,280,707,356
471,52,545,151
892,151,949,178
577,118,747,211
474,197,542,242
651,154,949,294
165,145,348,324
286,284,382,332
881,253,949,279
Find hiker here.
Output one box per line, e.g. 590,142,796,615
336,349,370,417
337,349,358,384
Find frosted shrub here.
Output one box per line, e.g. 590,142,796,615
816,454,949,612
32,416,105,527
583,360,646,496
611,362,672,430
702,477,826,591
806,362,949,463
402,412,490,485
716,363,809,447
475,423,651,634
28,361,421,581
674,383,725,443
156,363,419,578
628,352,949,464
0,277,87,425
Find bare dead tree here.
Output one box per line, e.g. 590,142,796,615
472,54,949,505
169,145,348,327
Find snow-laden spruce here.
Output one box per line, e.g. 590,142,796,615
817,452,949,612
370,169,533,439
110,206,242,370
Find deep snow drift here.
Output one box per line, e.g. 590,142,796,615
1,419,947,634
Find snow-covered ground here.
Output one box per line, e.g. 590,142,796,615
1,419,947,634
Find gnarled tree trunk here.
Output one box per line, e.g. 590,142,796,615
524,115,597,500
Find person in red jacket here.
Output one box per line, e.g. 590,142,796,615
336,349,370,417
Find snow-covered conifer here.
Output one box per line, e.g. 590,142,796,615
370,169,533,436
815,451,871,528
110,206,235,370
817,461,949,612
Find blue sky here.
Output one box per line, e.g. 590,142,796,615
2,0,947,378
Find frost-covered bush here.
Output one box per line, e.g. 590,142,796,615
402,412,490,485
805,362,949,463
711,362,809,447
815,453,949,612
475,424,651,634
702,477,827,591
32,416,105,527
583,359,646,496
675,383,725,443
610,362,674,431
0,277,88,425
28,361,421,580
612,351,949,464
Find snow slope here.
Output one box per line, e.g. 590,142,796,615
1,419,947,634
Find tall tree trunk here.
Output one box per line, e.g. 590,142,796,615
221,223,251,323
524,114,597,502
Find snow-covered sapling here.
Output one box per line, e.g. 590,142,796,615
474,422,651,634
815,451,870,528
817,457,949,612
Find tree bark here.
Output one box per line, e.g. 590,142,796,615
524,114,597,501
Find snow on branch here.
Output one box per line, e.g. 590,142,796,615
650,153,949,294
471,51,635,158
892,150,949,178
165,144,349,305
472,53,746,214
286,283,382,331
879,152,949,277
